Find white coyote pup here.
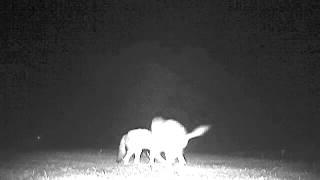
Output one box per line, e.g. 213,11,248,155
117,128,163,164
150,117,210,165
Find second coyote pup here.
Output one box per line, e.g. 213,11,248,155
117,128,164,164
150,117,210,165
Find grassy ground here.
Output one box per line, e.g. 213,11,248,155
0,149,319,180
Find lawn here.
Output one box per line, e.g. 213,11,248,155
0,149,318,180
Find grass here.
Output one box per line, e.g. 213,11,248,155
0,149,319,180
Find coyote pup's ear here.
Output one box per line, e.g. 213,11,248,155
151,116,165,131
152,116,165,123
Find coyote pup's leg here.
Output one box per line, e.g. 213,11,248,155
176,149,186,165
149,150,156,164
133,149,142,164
149,149,166,164
123,149,134,165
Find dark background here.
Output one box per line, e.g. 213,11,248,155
1,1,319,156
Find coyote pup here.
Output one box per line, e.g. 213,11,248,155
150,117,210,165
117,128,163,164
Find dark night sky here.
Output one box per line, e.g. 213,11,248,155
1,1,319,152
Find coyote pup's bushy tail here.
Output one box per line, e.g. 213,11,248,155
117,134,127,163
186,125,211,141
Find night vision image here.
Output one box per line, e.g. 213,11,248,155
1,1,319,179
